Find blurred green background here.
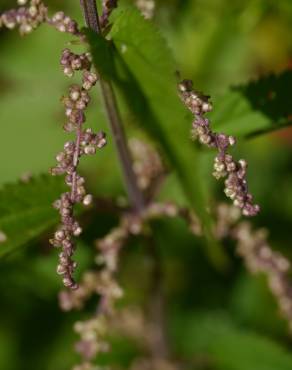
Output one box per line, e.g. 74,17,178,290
1,0,292,369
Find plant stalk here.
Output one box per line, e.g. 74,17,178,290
80,0,145,213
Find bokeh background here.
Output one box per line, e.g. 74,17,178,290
1,0,292,369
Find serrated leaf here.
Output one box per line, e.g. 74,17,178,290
87,6,228,270
210,70,292,138
173,311,292,370
0,175,66,257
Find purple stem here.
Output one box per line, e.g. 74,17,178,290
80,0,146,213
71,123,82,201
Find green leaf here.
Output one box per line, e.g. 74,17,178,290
172,311,292,370
88,6,228,270
0,175,66,257
85,29,116,81
210,70,292,138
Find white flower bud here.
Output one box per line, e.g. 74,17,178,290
83,194,93,206
84,145,96,155
228,136,236,146
56,264,66,275
70,90,80,101
202,102,212,112
73,227,82,236
29,6,37,17
55,230,65,241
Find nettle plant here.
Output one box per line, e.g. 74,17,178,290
1,1,292,369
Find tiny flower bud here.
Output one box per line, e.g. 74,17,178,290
83,194,93,206
70,91,80,101
229,136,236,146
73,227,82,236
84,145,96,155
55,230,65,241
29,6,37,17
57,264,66,275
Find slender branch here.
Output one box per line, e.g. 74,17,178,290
100,81,146,211
71,123,82,201
80,0,145,213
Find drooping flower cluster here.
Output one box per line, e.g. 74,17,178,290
57,193,202,369
60,268,122,369
47,10,81,36
51,49,106,289
50,121,105,289
178,79,260,217
73,316,110,367
58,215,128,369
0,0,82,37
1,1,104,289
50,47,106,289
212,203,292,331
234,222,292,331
0,0,47,35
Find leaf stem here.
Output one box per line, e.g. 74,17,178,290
80,0,146,213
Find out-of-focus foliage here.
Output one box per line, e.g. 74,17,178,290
1,0,292,370
0,175,66,256
172,311,292,370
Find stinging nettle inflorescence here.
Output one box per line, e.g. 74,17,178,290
0,0,47,35
235,222,292,331
49,50,107,290
178,79,260,217
215,204,292,332
1,0,111,290
0,0,81,36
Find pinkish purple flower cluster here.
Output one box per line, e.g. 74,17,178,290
1,1,104,289
50,128,106,289
0,0,82,37
234,220,292,331
0,0,47,35
61,49,92,78
50,48,106,289
47,11,81,36
178,79,260,217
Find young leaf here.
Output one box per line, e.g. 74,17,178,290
0,175,66,257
